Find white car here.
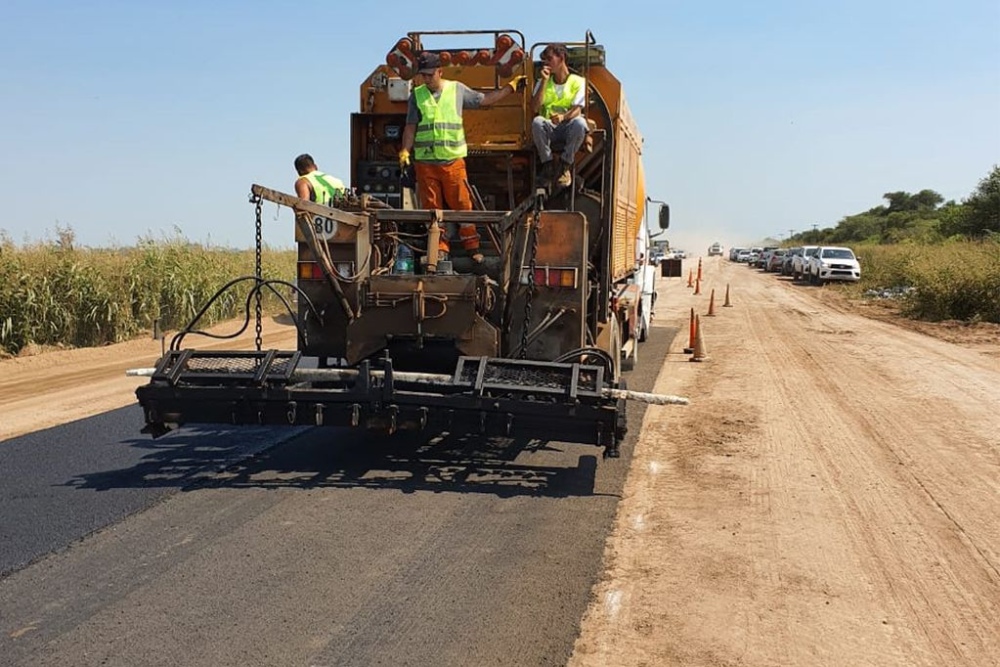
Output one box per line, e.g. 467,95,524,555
806,246,861,285
792,245,819,279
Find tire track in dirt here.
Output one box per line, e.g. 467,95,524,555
733,267,1000,666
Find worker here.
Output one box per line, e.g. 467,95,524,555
293,153,346,205
530,44,589,188
399,52,526,267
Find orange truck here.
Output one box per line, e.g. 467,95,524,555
135,29,670,457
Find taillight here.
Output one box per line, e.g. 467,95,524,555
298,262,323,280
297,261,356,280
520,267,578,288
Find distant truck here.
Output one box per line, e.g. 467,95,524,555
708,242,723,256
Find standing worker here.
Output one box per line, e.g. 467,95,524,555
399,52,525,267
530,44,588,188
294,153,346,205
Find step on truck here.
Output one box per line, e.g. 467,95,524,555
134,29,678,458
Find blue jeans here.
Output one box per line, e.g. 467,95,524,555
532,115,589,164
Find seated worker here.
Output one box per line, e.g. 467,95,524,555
530,44,589,188
293,153,346,205
399,52,525,268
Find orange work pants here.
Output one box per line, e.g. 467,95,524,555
414,159,480,253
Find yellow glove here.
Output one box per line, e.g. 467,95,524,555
398,148,411,169
507,75,527,92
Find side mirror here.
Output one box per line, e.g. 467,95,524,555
658,205,670,229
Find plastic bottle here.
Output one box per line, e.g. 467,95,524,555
394,243,414,275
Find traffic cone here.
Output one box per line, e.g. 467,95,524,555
686,269,693,288
697,258,703,282
694,278,701,295
683,307,696,353
707,289,716,316
689,314,709,362
723,283,733,307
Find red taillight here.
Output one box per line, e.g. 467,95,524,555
520,267,578,288
297,262,324,280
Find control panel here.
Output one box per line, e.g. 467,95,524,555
355,160,403,208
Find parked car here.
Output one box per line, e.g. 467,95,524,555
792,245,819,280
806,246,862,285
766,248,787,272
729,246,746,261
781,247,802,275
756,246,779,269
736,250,751,262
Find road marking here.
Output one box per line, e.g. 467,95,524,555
10,622,39,639
604,590,623,619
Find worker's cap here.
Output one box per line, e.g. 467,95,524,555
417,52,441,73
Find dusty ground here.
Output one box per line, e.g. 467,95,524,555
0,318,299,442
3,261,999,666
570,258,1000,666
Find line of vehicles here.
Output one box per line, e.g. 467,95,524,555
729,245,862,285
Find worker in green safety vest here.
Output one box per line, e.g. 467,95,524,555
294,153,346,206
530,43,588,188
399,52,526,269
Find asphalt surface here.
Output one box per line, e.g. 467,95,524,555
0,323,676,666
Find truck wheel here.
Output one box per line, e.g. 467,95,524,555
622,333,637,371
609,317,623,383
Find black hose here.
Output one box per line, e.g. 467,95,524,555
169,277,321,351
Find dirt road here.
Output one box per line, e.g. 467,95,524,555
571,257,1000,666
3,258,999,666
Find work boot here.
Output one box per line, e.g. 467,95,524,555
537,161,552,186
556,161,573,187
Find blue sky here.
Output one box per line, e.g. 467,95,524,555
1,0,997,253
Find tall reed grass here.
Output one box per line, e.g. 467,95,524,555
0,234,295,355
854,240,1000,323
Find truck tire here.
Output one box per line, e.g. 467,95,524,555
622,333,637,371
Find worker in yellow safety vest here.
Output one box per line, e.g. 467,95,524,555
399,52,526,267
294,153,346,205
530,43,589,188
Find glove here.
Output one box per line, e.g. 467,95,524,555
398,148,411,169
507,75,527,92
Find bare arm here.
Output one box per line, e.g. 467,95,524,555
295,177,311,201
531,66,550,115
402,123,416,153
479,85,515,108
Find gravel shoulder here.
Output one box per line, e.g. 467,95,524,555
570,258,1000,666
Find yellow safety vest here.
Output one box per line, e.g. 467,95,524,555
413,81,466,162
540,73,585,119
302,171,345,206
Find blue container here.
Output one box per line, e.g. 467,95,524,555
394,244,414,275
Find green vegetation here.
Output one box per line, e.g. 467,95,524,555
0,229,295,356
792,165,1000,246
855,243,1000,323
788,165,1000,324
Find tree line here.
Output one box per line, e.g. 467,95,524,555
791,165,999,245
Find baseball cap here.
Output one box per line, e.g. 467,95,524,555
418,52,441,73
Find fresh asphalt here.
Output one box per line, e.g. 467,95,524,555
1,322,678,666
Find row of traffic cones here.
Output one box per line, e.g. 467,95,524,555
682,254,733,362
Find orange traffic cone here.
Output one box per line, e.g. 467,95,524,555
689,314,709,362
684,307,696,353
697,258,703,282
723,283,733,307
686,269,693,288
694,278,701,295
707,288,716,316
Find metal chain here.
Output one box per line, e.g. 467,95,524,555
254,194,263,351
520,196,543,358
